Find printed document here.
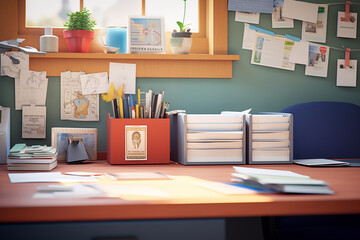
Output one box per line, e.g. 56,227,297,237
235,12,260,24
251,33,295,71
305,43,330,78
61,71,99,121
242,24,257,50
22,105,46,139
337,12,357,39
302,5,328,43
336,60,357,87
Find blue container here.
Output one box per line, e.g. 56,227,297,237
106,27,127,54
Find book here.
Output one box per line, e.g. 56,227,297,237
7,161,57,171
7,155,57,164
105,172,171,180
231,166,333,194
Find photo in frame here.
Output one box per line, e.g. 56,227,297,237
125,125,147,160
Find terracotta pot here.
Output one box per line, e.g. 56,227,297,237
63,30,94,53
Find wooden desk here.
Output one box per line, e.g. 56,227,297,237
1,161,360,223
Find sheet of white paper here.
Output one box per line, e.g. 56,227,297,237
33,184,105,199
272,0,294,28
95,184,169,197
1,51,29,78
233,166,309,178
61,71,99,121
80,72,109,95
8,172,98,183
289,41,309,65
251,33,295,71
16,70,48,110
337,12,357,39
336,59,357,87
221,108,252,115
305,43,330,78
235,11,260,24
109,62,136,94
302,5,328,43
242,24,258,50
22,105,46,139
197,181,261,194
282,0,318,23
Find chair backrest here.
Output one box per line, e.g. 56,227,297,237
281,101,360,159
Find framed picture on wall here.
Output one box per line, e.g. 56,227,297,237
128,16,166,54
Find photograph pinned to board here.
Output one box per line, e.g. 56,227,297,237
235,11,260,24
336,59,357,87
302,5,328,43
22,105,46,139
337,11,357,39
251,33,295,71
272,0,294,29
60,71,99,121
16,70,48,110
305,43,330,78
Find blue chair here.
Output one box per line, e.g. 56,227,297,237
269,101,360,240
281,101,360,159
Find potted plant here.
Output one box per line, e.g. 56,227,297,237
170,0,192,54
63,8,96,53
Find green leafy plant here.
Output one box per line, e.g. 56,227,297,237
64,8,96,31
176,0,191,32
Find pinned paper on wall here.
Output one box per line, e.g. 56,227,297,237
251,33,295,71
80,72,109,95
289,41,309,65
337,12,357,39
109,62,136,94
282,0,318,23
16,70,48,110
302,5,328,43
228,0,273,14
242,24,257,50
1,51,29,79
305,44,330,78
336,59,357,87
235,11,260,24
22,105,46,139
272,0,294,29
61,71,99,121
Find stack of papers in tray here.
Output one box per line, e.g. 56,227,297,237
231,166,333,194
7,145,58,171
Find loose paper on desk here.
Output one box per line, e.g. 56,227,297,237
251,33,295,71
22,105,46,139
305,43,329,78
302,5,328,43
16,70,48,110
272,0,294,29
8,172,98,183
109,62,136,94
1,51,29,78
282,0,318,23
228,0,273,14
289,41,309,65
80,72,109,95
33,184,105,199
336,60,357,87
235,11,260,24
61,71,99,121
337,12,357,39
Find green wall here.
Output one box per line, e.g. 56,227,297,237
1,0,359,151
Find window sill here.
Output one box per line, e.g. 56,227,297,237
29,53,240,78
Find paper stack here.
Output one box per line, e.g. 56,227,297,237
231,166,333,194
7,144,58,171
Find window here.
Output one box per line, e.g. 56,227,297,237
25,0,200,33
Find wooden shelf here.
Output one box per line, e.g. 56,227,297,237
29,53,240,78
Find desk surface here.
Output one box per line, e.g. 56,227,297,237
1,161,360,223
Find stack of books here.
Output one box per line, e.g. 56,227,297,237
231,166,333,194
7,144,58,171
